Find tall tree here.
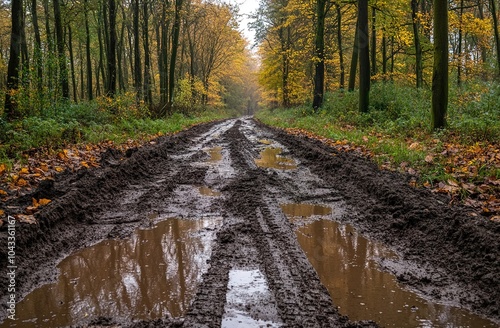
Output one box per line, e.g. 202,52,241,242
370,6,376,76
312,0,327,109
348,18,359,91
336,3,345,90
4,0,23,118
53,0,70,99
411,0,423,88
84,0,93,100
142,0,152,105
358,0,370,112
106,0,117,97
133,0,142,98
491,0,500,78
168,0,184,109
431,0,448,129
31,0,43,92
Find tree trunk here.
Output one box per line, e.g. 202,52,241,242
348,18,359,91
490,0,500,78
168,0,184,109
337,4,345,90
358,0,370,113
4,0,23,119
43,0,54,92
133,0,142,98
411,0,423,88
382,33,387,77
370,6,376,76
432,0,448,129
79,41,84,100
457,0,464,86
143,0,153,106
106,0,117,97
313,0,327,110
84,0,93,100
68,26,78,102
31,0,43,92
53,0,70,99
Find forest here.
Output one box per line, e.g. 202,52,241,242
0,1,500,327
0,0,499,212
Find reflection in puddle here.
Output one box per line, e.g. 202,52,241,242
295,220,498,328
4,218,220,328
255,148,297,170
281,203,332,218
222,269,282,327
206,146,222,163
199,186,221,197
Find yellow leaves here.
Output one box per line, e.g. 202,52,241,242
0,189,7,196
0,163,6,176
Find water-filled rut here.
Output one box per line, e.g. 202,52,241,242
0,118,498,327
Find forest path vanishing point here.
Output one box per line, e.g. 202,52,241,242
0,118,499,328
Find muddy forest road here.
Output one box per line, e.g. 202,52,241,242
1,118,499,328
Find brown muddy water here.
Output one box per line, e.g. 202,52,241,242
3,218,220,327
285,203,497,328
206,146,223,163
198,186,221,197
255,147,297,170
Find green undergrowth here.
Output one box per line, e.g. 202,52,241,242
256,81,500,184
0,99,231,166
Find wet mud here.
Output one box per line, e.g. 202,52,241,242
0,118,499,327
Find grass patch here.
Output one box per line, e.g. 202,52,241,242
0,96,231,168
256,81,500,186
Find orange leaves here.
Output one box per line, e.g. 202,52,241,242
0,163,6,176
26,198,51,214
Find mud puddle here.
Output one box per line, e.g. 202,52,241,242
198,186,221,197
255,147,297,170
206,146,223,163
294,219,498,327
221,269,283,327
3,217,221,327
281,203,332,218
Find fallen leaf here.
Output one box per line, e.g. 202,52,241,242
19,167,29,175
0,190,7,196
32,198,39,208
409,142,420,150
38,199,51,206
491,216,500,223
0,164,6,175
16,178,28,187
55,166,64,172
425,155,434,163
363,136,369,142
0,210,4,216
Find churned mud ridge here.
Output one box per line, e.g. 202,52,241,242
0,121,220,324
256,119,500,322
184,121,376,327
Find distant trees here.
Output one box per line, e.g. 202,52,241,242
1,0,256,118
